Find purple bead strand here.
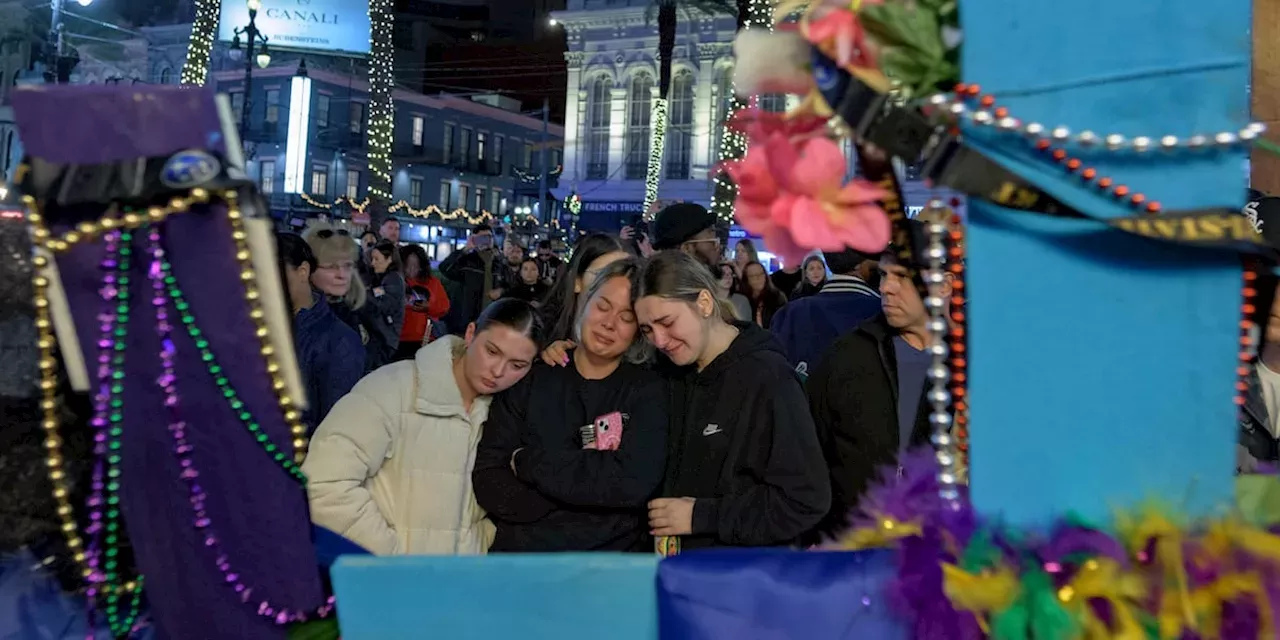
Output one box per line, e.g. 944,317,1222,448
84,229,121,596
144,228,335,627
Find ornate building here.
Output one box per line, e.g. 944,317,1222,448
551,0,738,221
550,0,957,232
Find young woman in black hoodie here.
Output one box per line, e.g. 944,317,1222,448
472,258,667,551
635,251,830,551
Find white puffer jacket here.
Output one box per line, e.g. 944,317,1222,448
303,336,496,555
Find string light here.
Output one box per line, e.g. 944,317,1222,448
298,193,557,227
513,165,563,182
642,97,668,211
366,0,396,208
180,0,221,85
710,0,775,224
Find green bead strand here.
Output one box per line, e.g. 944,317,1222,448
99,230,143,637
156,256,306,483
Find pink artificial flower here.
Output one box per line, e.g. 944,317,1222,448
730,107,828,144
726,133,891,265
804,6,879,69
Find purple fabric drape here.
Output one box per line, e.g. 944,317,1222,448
13,86,324,639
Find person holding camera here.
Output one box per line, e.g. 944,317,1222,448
440,224,504,332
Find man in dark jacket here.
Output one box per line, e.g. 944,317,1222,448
1239,193,1280,471
806,248,950,537
770,248,882,380
439,223,504,333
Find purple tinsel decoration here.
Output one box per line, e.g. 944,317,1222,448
892,530,984,640
849,449,951,528
1040,525,1129,567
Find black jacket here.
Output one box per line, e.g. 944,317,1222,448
664,322,830,549
472,360,667,552
439,248,503,329
806,314,932,538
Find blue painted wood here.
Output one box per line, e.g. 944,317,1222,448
331,554,659,640
960,0,1249,527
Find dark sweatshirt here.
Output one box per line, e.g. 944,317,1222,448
472,359,667,552
664,322,831,550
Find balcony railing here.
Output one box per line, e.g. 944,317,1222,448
313,126,366,150
390,143,504,176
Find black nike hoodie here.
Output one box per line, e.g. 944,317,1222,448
664,322,831,549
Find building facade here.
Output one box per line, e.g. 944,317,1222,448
550,0,956,232
210,65,563,256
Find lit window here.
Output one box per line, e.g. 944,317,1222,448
585,75,612,180
666,70,694,180
346,169,361,199
260,159,275,194
265,88,280,124
412,116,424,147
310,165,328,195
410,178,423,207
625,72,653,180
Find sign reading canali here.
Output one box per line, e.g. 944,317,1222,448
218,0,370,56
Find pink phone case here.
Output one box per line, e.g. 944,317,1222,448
593,411,624,451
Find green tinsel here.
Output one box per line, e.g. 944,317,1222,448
990,568,1078,640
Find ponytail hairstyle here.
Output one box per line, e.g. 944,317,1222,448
574,257,652,364
473,298,547,352
635,250,738,323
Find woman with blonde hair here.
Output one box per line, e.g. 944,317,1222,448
303,223,370,364
634,251,829,552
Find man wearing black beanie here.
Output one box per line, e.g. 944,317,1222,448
650,202,722,273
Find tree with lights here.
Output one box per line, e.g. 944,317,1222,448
180,0,219,85
365,0,395,229
642,0,737,213
708,0,773,224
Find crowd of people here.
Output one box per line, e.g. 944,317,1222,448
274,201,956,554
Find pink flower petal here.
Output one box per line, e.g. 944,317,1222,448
831,178,889,205
788,138,847,196
831,203,892,253
761,228,811,268
763,133,804,192
787,198,834,249
725,152,778,203
769,193,798,227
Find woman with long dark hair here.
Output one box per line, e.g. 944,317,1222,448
364,239,406,371
741,261,788,328
790,255,828,301
397,244,451,360
537,233,629,365
305,299,545,555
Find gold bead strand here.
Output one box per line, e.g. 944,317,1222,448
46,195,203,254
220,190,308,464
24,196,90,579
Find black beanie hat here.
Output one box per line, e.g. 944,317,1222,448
651,202,716,250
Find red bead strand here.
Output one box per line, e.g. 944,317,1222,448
959,92,1165,215
947,217,969,473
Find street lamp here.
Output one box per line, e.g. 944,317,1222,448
45,0,93,83
231,0,271,138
